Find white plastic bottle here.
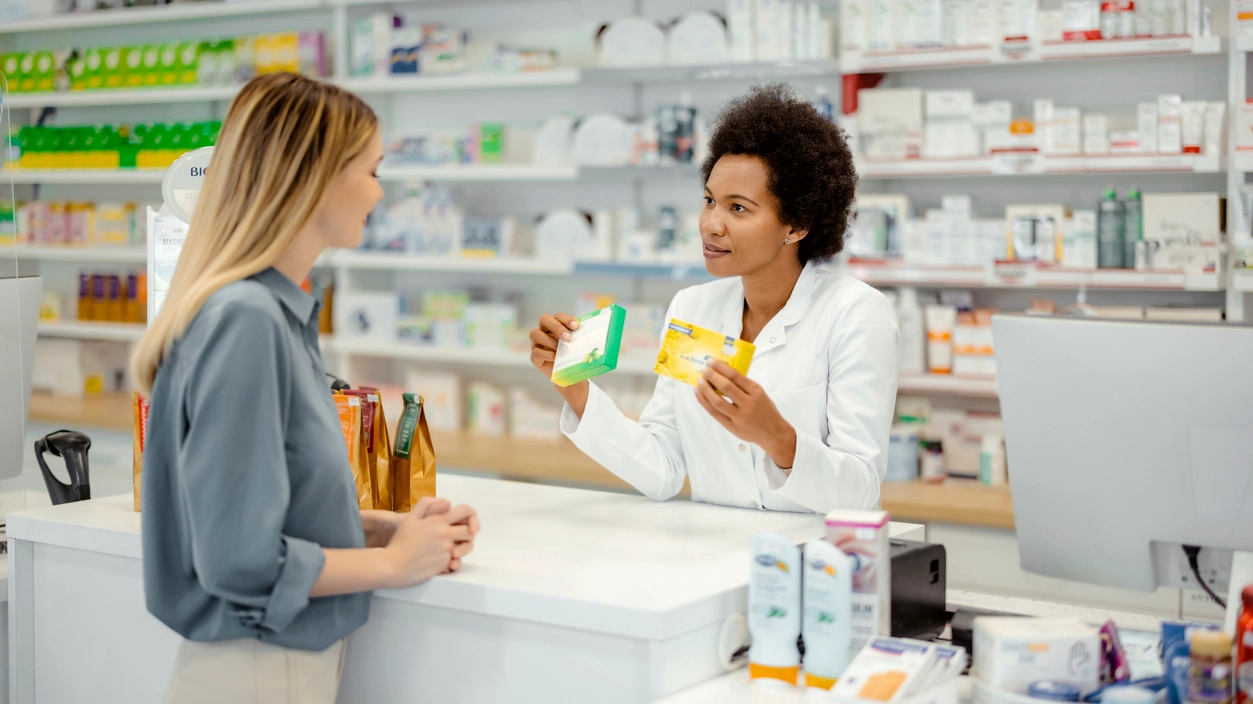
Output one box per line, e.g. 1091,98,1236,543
896,287,926,376
802,539,855,691
748,532,803,686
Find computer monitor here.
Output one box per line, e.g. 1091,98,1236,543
0,276,42,481
992,314,1253,611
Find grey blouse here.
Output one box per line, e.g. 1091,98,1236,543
141,267,369,652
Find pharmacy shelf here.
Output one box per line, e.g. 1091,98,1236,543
857,153,1221,179
336,69,580,94
3,169,166,185
331,250,572,275
581,58,839,84
1,246,147,264
897,373,1000,398
1234,152,1253,172
571,261,712,281
842,35,1221,73
1232,270,1253,292
4,85,241,109
845,262,1226,291
37,321,147,342
375,164,578,182
0,0,323,33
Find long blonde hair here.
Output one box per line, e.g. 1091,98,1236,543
131,73,378,395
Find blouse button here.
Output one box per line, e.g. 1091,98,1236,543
769,337,777,343
738,444,747,451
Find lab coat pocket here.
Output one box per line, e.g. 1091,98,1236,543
769,383,827,443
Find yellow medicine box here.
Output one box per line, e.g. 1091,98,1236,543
654,318,755,386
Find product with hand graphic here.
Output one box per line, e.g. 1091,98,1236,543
551,304,626,387
654,318,754,386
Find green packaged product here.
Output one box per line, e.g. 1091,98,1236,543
68,55,87,91
177,42,200,85
550,305,626,388
102,47,125,88
141,45,161,86
123,46,144,87
81,48,104,90
33,51,56,92
159,43,179,85
480,123,504,163
0,54,21,93
17,53,36,92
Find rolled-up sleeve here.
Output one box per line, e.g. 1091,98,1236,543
765,289,899,513
177,302,325,634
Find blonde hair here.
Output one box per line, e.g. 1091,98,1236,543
131,73,377,395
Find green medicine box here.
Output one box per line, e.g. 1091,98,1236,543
141,45,161,86
32,52,55,92
123,46,145,87
102,47,125,89
81,48,104,90
177,42,201,85
0,54,22,93
550,305,626,388
158,43,180,85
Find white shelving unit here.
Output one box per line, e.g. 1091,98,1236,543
3,170,165,185
0,0,322,33
331,251,571,275
2,246,147,264
4,85,241,109
336,69,580,94
857,154,1222,179
37,321,147,342
841,35,1222,72
375,164,579,182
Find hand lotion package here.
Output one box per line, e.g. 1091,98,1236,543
654,318,755,386
826,509,892,661
748,532,802,686
551,304,625,387
803,539,855,690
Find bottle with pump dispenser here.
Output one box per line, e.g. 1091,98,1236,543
1123,188,1142,270
802,539,855,691
814,85,835,122
896,287,926,375
748,532,803,686
1097,189,1125,269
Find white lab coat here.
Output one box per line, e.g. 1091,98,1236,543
561,263,900,514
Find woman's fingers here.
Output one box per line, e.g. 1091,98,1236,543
539,313,576,342
703,368,748,405
708,360,755,393
696,379,734,419
529,326,558,350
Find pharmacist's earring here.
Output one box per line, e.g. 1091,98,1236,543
784,238,792,244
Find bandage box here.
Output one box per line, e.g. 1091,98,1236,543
972,617,1101,696
860,88,924,160
826,510,892,661
654,319,754,386
551,304,625,387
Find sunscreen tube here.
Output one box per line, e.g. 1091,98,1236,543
748,532,802,686
1181,100,1205,155
803,539,855,690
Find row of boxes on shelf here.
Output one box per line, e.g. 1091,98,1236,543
32,339,129,398
9,122,220,170
840,0,1201,55
852,88,1224,161
886,397,1007,485
337,288,668,360
357,372,654,441
850,190,1223,273
7,200,151,246
365,187,706,264
593,5,833,68
0,32,327,94
349,15,558,77
888,286,1223,379
34,270,147,324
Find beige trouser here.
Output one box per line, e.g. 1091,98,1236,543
162,638,347,704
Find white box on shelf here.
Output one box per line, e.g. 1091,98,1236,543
860,88,924,160
1157,94,1183,154
1033,99,1054,153
926,90,976,120
468,382,507,436
404,371,462,432
1082,114,1108,155
1063,210,1098,269
335,293,399,342
1142,192,1222,273
1051,107,1082,155
1237,100,1253,153
1138,102,1159,154
972,617,1100,695
868,0,896,49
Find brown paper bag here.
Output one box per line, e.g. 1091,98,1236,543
392,392,436,512
333,393,373,510
343,389,392,511
132,391,149,512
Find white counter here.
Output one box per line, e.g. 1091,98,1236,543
6,475,922,704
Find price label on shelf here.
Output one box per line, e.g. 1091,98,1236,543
986,262,1039,287
990,149,1043,175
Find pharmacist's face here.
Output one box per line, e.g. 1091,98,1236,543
313,130,385,249
700,154,804,277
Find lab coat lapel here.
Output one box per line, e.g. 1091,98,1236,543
751,263,818,357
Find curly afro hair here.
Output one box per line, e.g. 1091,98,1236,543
700,83,857,265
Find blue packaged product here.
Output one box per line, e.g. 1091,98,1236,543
1162,621,1220,704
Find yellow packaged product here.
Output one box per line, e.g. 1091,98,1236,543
132,391,149,512
654,318,755,385
333,392,373,509
343,388,392,511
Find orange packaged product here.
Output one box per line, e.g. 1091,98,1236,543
342,389,392,511
132,391,149,512
391,392,436,512
333,392,373,509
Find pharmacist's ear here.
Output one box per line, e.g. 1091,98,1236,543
783,227,808,246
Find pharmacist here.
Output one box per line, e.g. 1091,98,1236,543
529,85,899,514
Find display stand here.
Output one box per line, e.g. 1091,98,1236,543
146,147,212,321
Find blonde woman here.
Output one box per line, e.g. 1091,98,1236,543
131,73,479,704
